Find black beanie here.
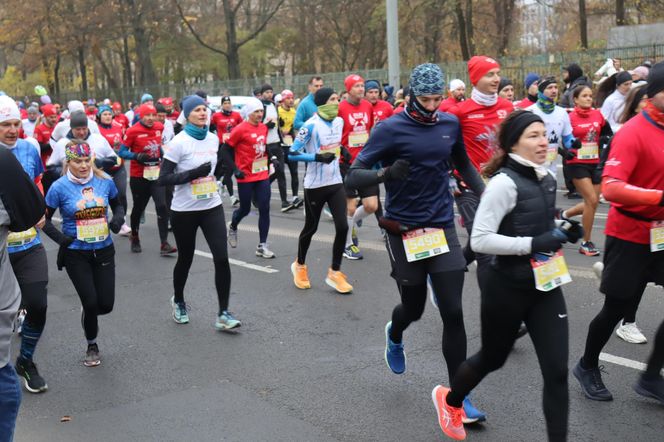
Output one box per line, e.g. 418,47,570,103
155,102,166,113
615,71,632,87
260,83,273,94
314,87,335,106
498,77,513,92
647,62,664,98
70,111,88,129
538,76,557,93
194,89,207,99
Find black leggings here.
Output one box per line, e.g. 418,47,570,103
129,177,169,242
9,245,48,329
298,184,347,271
645,319,664,380
447,268,568,442
268,143,287,203
454,189,492,287
389,270,467,380
282,146,299,198
171,205,231,313
582,295,634,368
622,280,646,323
64,245,115,341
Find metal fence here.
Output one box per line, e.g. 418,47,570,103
53,44,663,105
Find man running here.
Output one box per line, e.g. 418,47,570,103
260,84,290,212
211,96,243,206
278,89,302,209
365,80,393,124
294,76,324,131
439,79,466,112
515,73,539,109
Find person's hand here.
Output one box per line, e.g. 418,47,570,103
59,236,74,247
135,152,151,164
265,120,276,129
383,159,410,181
234,169,246,179
559,220,584,243
191,162,212,179
315,152,336,164
108,214,124,234
36,215,45,229
558,147,576,161
340,146,352,164
531,230,565,253
570,138,582,150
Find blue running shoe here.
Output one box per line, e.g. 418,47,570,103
170,296,189,324
343,245,363,260
462,396,486,423
384,322,406,374
215,311,241,331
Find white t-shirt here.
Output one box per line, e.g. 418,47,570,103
164,131,221,212
527,104,572,164
600,89,626,133
21,119,37,137
263,102,280,144
50,119,100,149
162,119,175,144
47,133,117,167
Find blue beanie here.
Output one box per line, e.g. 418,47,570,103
365,80,380,92
97,104,112,117
182,95,206,119
525,73,540,90
141,93,153,103
409,63,445,96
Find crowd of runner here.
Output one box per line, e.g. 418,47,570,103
0,55,663,441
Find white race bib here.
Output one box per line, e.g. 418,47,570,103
530,251,572,292
401,228,449,262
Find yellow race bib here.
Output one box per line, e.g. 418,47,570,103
143,165,160,181
76,219,109,243
546,145,558,163
650,221,664,252
282,135,293,146
348,130,368,148
577,142,599,160
401,228,449,262
252,157,268,174
320,143,341,158
7,228,37,247
190,176,217,200
530,251,572,292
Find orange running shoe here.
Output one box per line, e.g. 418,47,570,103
291,261,311,289
325,268,353,294
432,385,466,440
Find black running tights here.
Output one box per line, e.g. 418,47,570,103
129,177,169,242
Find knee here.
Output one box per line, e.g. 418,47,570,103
585,193,599,209
97,298,114,315
363,200,378,213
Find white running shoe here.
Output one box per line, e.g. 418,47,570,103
616,320,647,344
592,262,604,280
119,224,132,236
256,243,275,259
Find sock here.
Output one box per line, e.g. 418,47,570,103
19,322,43,361
87,339,97,346
353,205,371,227
346,216,355,247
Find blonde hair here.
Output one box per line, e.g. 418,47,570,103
62,138,109,179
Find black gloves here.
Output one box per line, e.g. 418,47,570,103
190,162,212,180
234,169,246,179
558,146,576,161
383,160,410,181
315,152,336,164
108,214,124,234
135,153,152,164
265,121,276,129
278,117,285,127
559,220,584,244
340,146,352,164
531,230,565,253
570,138,582,150
59,236,74,248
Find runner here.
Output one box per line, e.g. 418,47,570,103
338,74,374,260
497,78,514,102
111,102,130,131
574,62,664,404
85,100,97,121
599,71,633,132
563,86,613,256
288,87,352,294
211,96,243,206
345,63,486,425
49,100,100,148
294,76,324,131
515,72,539,109
155,103,175,144
42,140,125,367
158,94,239,330
365,80,393,124
158,97,179,122
278,89,303,209
560,63,591,108
434,110,582,441
260,84,290,212
33,104,58,168
222,97,275,258
21,105,39,138
439,79,466,112
118,103,176,255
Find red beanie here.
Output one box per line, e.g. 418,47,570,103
344,74,364,92
138,103,157,116
467,56,500,86
41,104,56,117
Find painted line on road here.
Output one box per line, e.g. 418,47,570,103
194,250,279,274
599,352,648,372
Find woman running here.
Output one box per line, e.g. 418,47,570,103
158,95,239,331
435,110,582,441
562,86,612,256
345,63,486,426
288,87,352,294
42,140,124,367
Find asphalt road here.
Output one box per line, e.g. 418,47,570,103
12,169,664,441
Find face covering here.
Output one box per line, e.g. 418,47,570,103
184,122,209,140
471,88,498,107
317,103,339,121
508,153,549,181
536,92,555,114
67,168,93,185
405,93,439,125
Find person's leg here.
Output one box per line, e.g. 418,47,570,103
199,206,232,313
231,182,253,228
622,279,647,324
389,283,427,343
170,210,198,304
254,179,271,244
345,193,358,247
223,167,234,196
64,249,100,341
525,289,569,442
0,364,21,441
283,145,299,200
643,320,664,379
90,245,116,318
581,296,631,368
149,182,170,243
268,143,288,203
18,281,48,362
352,195,378,227
129,177,151,235
298,187,325,265
327,185,349,271
572,177,599,242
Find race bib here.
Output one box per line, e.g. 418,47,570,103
402,228,449,262
578,142,599,160
191,176,217,200
282,135,293,146
143,164,160,181
222,133,231,142
546,145,558,163
348,130,368,148
530,251,572,292
76,218,109,243
650,221,664,252
7,228,37,247
252,157,268,174
320,142,341,158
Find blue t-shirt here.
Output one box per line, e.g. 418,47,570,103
356,111,463,227
45,175,118,250
8,139,44,253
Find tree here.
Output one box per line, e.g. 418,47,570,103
579,0,588,49
454,0,474,60
616,0,626,25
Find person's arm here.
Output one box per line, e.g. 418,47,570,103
117,143,136,160
0,147,45,232
602,177,664,206
157,158,210,186
451,126,485,195
288,123,317,162
293,97,309,131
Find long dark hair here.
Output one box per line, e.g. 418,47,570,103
594,73,617,108
619,84,647,124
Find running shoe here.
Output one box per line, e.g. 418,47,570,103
119,223,132,236
384,322,406,374
84,343,101,367
592,261,604,280
351,227,359,247
579,241,600,256
291,261,311,289
634,375,664,405
130,234,141,253
231,196,240,207
15,356,48,393
573,360,613,401
343,245,363,260
292,196,303,208
431,385,466,440
228,223,238,248
16,308,26,335
160,242,178,256
215,311,241,331
170,296,189,324
323,206,333,219
325,268,353,294
616,320,647,344
281,201,295,213
256,243,275,259
462,396,486,424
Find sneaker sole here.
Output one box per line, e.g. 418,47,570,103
256,251,275,259
170,298,189,324
325,277,353,294
616,328,647,344
160,251,178,256
431,386,466,440
83,360,101,367
291,263,311,289
19,376,48,394
215,322,241,331
342,253,362,260
579,249,600,257
572,364,613,401
634,382,664,405
281,205,295,213
384,322,405,374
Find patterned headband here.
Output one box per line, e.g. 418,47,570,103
65,143,92,160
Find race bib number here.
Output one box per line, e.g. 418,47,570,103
76,218,109,243
191,176,217,200
222,133,231,142
650,221,664,252
546,145,558,163
252,157,268,174
282,135,293,146
578,142,599,160
320,143,341,158
143,164,160,181
7,228,37,247
402,228,449,262
348,130,368,148
530,251,572,292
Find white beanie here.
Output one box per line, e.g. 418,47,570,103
243,97,264,118
0,96,21,123
449,79,466,91
68,100,85,113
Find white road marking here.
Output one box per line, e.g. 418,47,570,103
194,250,279,274
600,352,648,372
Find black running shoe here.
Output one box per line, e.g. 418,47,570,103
130,234,142,253
15,356,48,393
634,375,664,405
84,343,101,367
573,360,613,401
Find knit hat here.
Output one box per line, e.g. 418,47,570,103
158,97,174,106
243,97,264,117
314,88,335,106
630,66,649,80
409,63,445,96
280,89,294,99
498,77,513,92
69,111,88,129
140,93,153,103
97,104,112,117
647,61,664,98
68,100,85,113
221,96,231,103
252,86,261,97
41,104,57,117
111,102,122,112
65,141,91,160
344,74,364,92
467,56,500,85
524,73,540,90
194,90,208,100
27,104,39,114
260,84,273,94
365,80,380,92
155,103,167,114
449,79,465,91
615,71,632,86
181,95,206,118
138,103,157,117
0,96,20,123
538,76,557,93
